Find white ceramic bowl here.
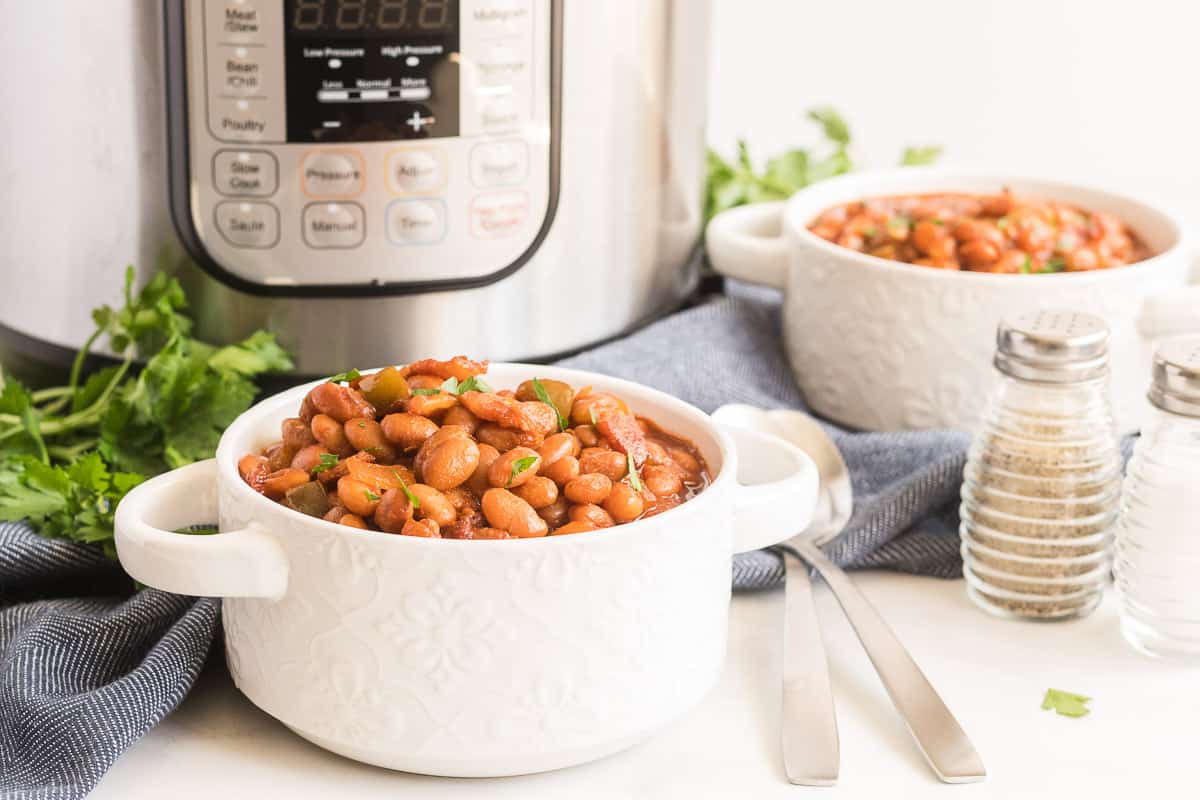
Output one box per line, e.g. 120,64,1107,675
707,168,1200,432
113,364,817,777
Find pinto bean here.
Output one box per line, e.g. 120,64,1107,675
643,465,683,497
603,483,645,523
488,447,542,488
282,417,317,452
569,392,627,427
290,444,331,475
564,473,613,505
238,454,270,492
537,494,570,527
665,446,702,475
262,469,311,500
339,513,368,530
541,455,580,487
407,392,459,418
415,432,480,490
568,503,614,529
308,382,376,423
512,476,558,509
579,449,627,482
381,413,438,452
311,414,355,456
406,374,444,390
402,518,441,538
551,520,597,536
339,476,382,517
375,487,415,533
481,488,548,538
573,424,600,448
468,443,501,496
443,487,479,514
263,442,292,472
441,404,480,434
409,484,457,527
475,423,544,452
344,418,396,463
538,432,579,466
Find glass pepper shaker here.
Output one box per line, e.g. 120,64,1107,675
960,310,1123,620
1115,337,1200,659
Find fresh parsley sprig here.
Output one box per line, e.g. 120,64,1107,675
626,451,643,492
531,378,568,432
506,456,537,488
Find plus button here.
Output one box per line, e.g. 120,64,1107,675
406,110,434,132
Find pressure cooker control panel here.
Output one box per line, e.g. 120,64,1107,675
167,0,559,295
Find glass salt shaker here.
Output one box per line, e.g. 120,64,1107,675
960,310,1123,621
1115,337,1200,659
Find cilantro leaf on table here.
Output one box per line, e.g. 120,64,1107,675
1041,688,1092,718
900,145,944,166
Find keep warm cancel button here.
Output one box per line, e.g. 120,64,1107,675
470,191,529,239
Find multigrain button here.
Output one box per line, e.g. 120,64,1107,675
215,201,279,248
386,149,443,194
387,200,447,245
471,0,531,32
303,202,365,249
213,150,278,196
302,151,365,198
470,140,528,187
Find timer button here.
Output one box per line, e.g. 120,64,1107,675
301,151,365,198
303,203,366,249
213,150,278,197
387,200,447,245
386,149,445,195
215,201,279,249
470,140,529,188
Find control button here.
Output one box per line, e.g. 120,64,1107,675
471,0,531,32
476,45,529,86
215,201,279,248
209,97,278,142
470,191,529,238
213,150,278,196
479,95,521,131
209,1,267,41
303,202,366,249
470,140,529,188
219,46,265,94
301,151,365,198
386,149,444,194
402,105,437,134
387,200,447,245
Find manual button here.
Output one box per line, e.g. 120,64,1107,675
215,201,279,248
213,150,278,196
303,202,366,249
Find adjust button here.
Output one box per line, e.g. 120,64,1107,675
215,201,279,248
386,149,444,194
387,200,447,245
303,202,366,249
302,151,365,198
213,150,278,196
470,140,528,187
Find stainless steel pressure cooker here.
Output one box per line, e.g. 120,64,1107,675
0,1,710,375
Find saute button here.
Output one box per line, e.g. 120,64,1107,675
387,200,446,245
470,140,528,187
470,191,529,238
213,150,278,196
215,201,279,248
303,203,366,249
302,151,365,198
386,149,443,194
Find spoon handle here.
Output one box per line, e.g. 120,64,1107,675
781,550,839,786
793,540,987,784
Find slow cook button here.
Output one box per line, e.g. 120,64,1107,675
470,191,529,239
302,151,365,198
213,149,278,196
303,202,366,249
386,149,443,194
470,140,528,187
214,201,279,248
387,200,446,245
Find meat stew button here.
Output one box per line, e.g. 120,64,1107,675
303,202,366,249
215,201,279,248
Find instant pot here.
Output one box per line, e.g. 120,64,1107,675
0,1,709,375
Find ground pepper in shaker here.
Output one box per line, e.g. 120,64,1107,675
959,310,1122,620
1114,337,1200,659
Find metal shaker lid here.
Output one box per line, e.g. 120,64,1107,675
1149,337,1200,417
994,310,1111,383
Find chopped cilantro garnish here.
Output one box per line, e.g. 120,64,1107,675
392,469,420,508
1020,254,1032,274
1043,256,1067,273
589,406,599,426
364,489,380,503
627,451,643,492
311,452,339,476
506,456,538,488
439,377,460,394
456,375,492,394
532,378,569,431
411,388,441,396
1041,688,1091,718
328,369,361,384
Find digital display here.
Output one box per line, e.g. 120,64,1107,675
289,0,458,36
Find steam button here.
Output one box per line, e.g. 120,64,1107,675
215,201,279,248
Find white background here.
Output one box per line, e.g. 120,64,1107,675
707,0,1198,223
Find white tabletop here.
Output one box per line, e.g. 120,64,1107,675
92,572,1199,798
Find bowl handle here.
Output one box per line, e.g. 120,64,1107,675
705,201,789,290
114,459,289,599
720,423,819,554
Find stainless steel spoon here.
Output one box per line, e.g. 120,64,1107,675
715,405,987,785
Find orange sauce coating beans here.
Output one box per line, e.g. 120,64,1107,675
808,190,1150,273
241,358,711,538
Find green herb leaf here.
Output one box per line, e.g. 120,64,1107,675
589,406,599,426
411,388,441,396
1043,256,1067,273
807,107,851,146
1041,688,1091,718
1020,254,1032,274
900,145,943,166
887,216,911,230
364,489,381,503
997,216,1011,231
627,451,643,492
457,375,492,394
532,378,568,431
506,456,538,488
311,452,339,476
392,469,420,509
439,376,460,395
328,369,361,384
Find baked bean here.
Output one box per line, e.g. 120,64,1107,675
574,424,600,448
339,476,382,517
323,506,347,523
460,391,558,436
514,378,575,422
381,413,438,452
282,417,317,452
643,465,684,497
345,458,414,493
238,454,270,492
512,476,558,509
339,513,369,530
481,488,548,538
298,394,317,423
263,442,292,472
538,431,580,466
444,487,480,514
400,356,489,382
666,446,702,475
959,239,1000,267
290,444,331,475
603,483,645,523
311,414,355,456
488,447,542,488
402,517,441,537
564,473,612,505
407,392,458,418
409,484,457,527
569,392,627,427
468,443,501,496
415,432,480,490
441,404,480,434
644,440,670,466
308,382,376,423
568,503,614,529
551,520,597,536
579,449,627,482
375,488,415,533
406,374,443,390
537,495,570,527
542,455,580,487
262,469,311,500
344,418,396,463
1067,247,1099,271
